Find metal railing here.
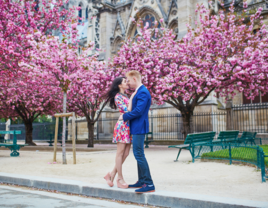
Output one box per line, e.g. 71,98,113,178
0,123,5,131
96,103,268,141
233,103,268,133
96,112,227,140
7,122,66,141
195,142,267,182
3,103,268,141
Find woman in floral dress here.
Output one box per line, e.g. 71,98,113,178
104,77,136,189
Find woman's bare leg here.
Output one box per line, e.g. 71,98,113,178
114,143,126,181
110,143,131,182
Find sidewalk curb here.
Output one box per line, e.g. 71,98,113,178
0,173,267,208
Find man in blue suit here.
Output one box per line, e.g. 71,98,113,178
119,70,155,193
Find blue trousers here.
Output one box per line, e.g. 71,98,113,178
132,134,154,185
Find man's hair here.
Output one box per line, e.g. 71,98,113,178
126,70,141,81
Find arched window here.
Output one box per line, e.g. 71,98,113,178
86,7,88,20
113,37,123,54
78,3,82,22
95,16,100,49
169,19,178,40
143,14,156,28
34,0,39,11
134,14,161,38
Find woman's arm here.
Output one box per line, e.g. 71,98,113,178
127,91,137,112
115,95,128,113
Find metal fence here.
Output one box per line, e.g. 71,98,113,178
3,103,268,141
96,112,227,140
196,143,267,182
95,103,268,141
6,122,66,141
192,112,226,137
0,123,5,131
233,103,268,133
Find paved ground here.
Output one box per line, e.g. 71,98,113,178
0,185,146,208
0,144,267,202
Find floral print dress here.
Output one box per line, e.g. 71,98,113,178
112,93,132,143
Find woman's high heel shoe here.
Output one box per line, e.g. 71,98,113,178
117,178,128,189
104,172,114,187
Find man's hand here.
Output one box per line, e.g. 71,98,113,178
119,114,123,120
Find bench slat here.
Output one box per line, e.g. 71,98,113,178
169,132,215,148
0,144,26,147
184,132,215,145
168,144,190,149
0,130,21,134
217,131,239,141
237,132,257,145
239,132,257,139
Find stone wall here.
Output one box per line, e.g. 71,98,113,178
231,91,243,105
100,11,116,60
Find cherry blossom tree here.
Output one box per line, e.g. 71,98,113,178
67,59,113,147
0,0,76,145
25,34,81,161
0,70,62,145
27,29,112,154
0,0,75,77
111,2,268,137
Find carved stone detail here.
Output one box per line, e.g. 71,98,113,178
171,10,177,16
137,0,149,5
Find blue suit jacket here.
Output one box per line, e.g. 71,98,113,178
123,85,151,135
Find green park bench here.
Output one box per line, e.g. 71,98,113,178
0,130,27,157
211,130,261,149
237,131,258,145
212,130,239,144
46,134,62,146
168,131,216,162
144,132,153,148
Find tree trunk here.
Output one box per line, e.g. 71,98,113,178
24,121,36,146
62,92,67,164
181,111,194,139
87,121,94,148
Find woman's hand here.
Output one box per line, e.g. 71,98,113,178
118,113,123,122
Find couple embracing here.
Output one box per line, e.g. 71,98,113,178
104,70,155,194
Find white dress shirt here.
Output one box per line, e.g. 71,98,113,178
135,84,143,92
